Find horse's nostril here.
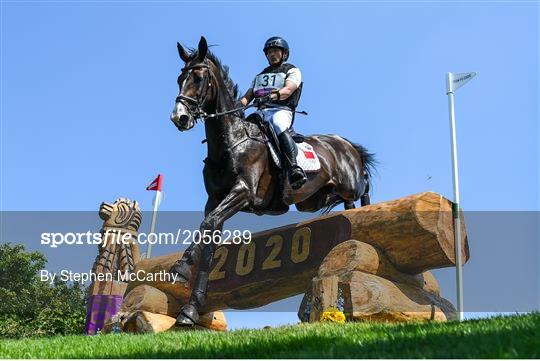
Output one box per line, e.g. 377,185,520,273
179,115,189,125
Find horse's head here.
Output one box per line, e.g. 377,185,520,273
171,36,216,132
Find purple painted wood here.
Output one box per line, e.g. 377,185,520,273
85,295,123,335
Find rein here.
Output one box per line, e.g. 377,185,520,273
205,104,308,119
177,58,308,166
176,61,307,121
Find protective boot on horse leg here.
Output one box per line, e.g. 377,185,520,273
170,199,220,284
175,241,215,326
174,219,221,326
360,169,371,206
278,129,307,189
174,183,250,327
169,242,202,284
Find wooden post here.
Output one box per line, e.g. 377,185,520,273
85,198,142,335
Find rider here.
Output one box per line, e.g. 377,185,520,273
239,36,307,190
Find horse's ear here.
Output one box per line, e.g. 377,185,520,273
177,42,190,63
197,36,208,61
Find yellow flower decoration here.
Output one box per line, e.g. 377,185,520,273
320,307,346,323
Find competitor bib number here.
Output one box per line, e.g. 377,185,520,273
253,72,286,97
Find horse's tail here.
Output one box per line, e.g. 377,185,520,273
320,138,376,215
348,140,377,185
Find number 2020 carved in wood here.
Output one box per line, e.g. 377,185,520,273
209,226,312,281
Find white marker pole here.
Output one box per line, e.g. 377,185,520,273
146,190,161,259
446,71,475,321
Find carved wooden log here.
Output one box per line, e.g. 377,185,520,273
121,311,226,333
121,284,183,316
124,192,467,313
299,240,453,322
337,191,469,274
298,240,442,322
316,240,440,296
307,272,456,322
108,284,227,332
103,309,226,333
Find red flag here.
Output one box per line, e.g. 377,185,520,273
146,174,163,191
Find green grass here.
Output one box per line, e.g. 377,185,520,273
1,312,538,358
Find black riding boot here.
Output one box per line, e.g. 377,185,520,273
278,131,307,190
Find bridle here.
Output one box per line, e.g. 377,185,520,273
175,59,256,121
175,60,213,120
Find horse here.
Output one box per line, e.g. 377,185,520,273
169,36,376,326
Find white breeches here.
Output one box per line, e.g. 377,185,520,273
255,108,293,135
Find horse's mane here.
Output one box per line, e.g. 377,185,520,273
188,48,240,101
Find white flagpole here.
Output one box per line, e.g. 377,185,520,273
446,72,475,321
446,73,463,321
146,190,161,259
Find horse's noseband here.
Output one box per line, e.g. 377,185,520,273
176,62,212,120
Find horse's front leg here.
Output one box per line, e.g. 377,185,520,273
175,181,251,326
169,198,218,284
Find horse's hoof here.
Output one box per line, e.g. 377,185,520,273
169,260,191,284
175,313,195,327
175,304,199,326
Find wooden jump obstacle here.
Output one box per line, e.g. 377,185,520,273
110,191,468,331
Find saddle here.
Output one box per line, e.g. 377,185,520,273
243,112,322,214
245,113,319,172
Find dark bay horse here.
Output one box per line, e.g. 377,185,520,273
169,37,375,326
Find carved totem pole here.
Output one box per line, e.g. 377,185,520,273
84,198,142,334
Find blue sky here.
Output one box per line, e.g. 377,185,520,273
1,1,538,329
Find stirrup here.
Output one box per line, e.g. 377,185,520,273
289,166,307,189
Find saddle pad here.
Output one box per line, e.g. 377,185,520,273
296,142,321,172
266,141,321,173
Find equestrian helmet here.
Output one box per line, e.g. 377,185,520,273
263,36,289,60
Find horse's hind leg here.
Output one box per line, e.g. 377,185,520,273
360,175,371,206
360,192,370,206
344,169,370,207
337,180,369,208
295,185,336,212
